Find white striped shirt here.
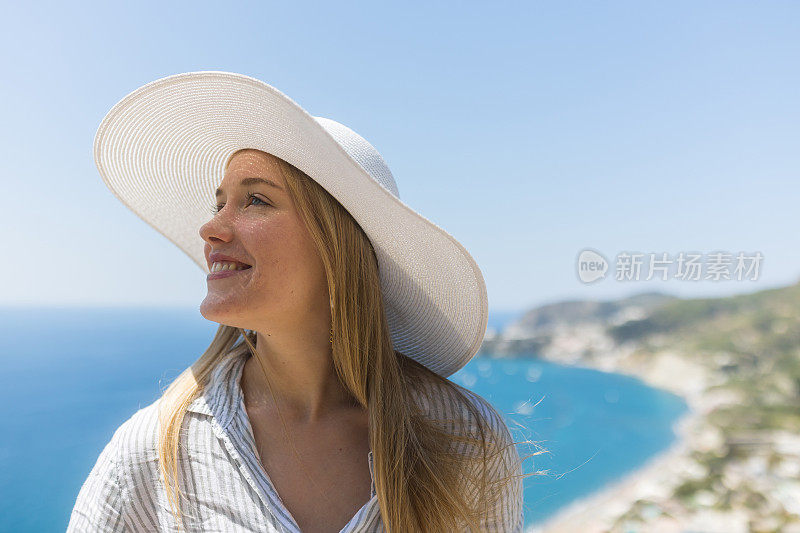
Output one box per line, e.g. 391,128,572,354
67,349,524,532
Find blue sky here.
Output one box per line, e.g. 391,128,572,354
2,1,798,314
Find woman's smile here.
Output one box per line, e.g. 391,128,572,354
207,266,253,281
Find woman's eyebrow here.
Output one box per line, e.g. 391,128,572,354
215,177,283,198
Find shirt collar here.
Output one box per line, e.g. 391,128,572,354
186,346,250,430
187,345,377,497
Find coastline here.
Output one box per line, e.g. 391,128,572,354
491,285,800,531
522,350,711,533
527,399,700,532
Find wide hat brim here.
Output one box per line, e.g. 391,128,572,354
93,71,487,378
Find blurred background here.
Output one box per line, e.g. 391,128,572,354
1,2,798,532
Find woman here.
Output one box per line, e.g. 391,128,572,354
68,71,531,532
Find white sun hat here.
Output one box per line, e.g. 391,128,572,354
93,71,487,378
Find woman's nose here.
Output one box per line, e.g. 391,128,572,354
199,209,234,243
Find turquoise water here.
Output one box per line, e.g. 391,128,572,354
0,307,687,531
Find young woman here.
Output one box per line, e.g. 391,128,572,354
68,71,529,532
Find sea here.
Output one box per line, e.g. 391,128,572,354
0,307,688,532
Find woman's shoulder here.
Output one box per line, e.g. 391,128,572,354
68,400,166,531
108,398,163,464
409,376,514,441
111,396,207,455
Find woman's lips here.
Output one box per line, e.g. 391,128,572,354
207,266,252,280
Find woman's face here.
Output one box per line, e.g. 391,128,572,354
198,149,330,333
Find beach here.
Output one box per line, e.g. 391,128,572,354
528,400,701,532
524,348,719,532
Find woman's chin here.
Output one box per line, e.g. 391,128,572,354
199,300,240,324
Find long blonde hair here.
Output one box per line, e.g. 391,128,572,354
157,149,544,531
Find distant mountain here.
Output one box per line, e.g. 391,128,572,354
503,291,675,338
481,291,676,356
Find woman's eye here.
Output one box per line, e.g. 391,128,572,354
209,193,270,215
247,194,270,207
